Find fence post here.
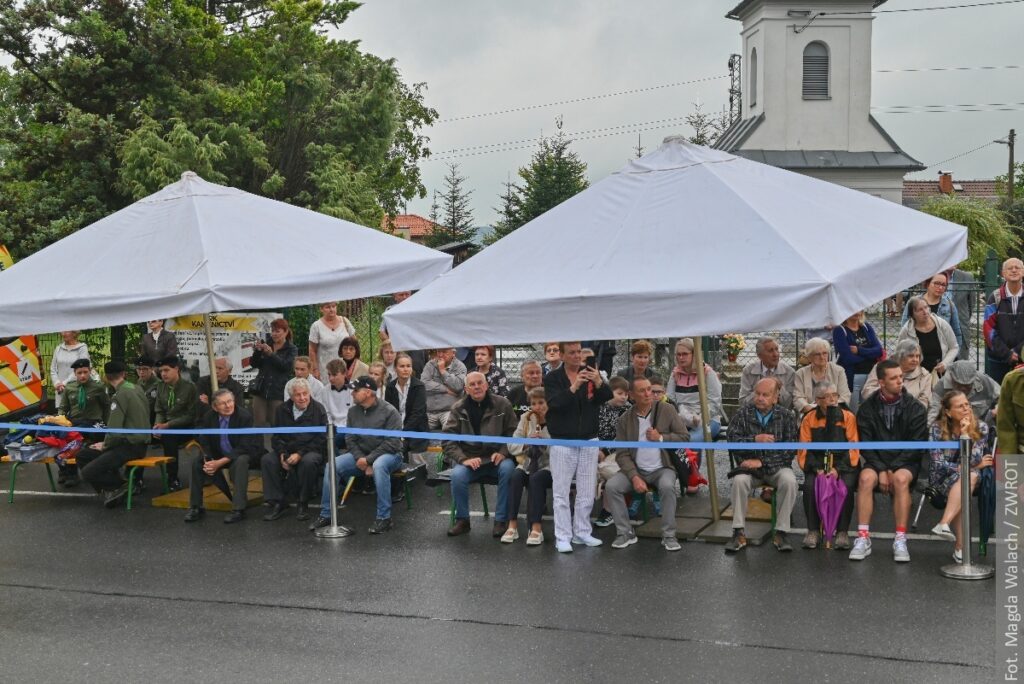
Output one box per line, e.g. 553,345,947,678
984,249,1000,291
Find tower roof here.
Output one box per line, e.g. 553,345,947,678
726,0,887,21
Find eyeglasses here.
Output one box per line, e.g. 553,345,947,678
931,281,948,288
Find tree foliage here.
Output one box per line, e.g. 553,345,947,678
920,195,1020,270
425,162,476,253
484,117,588,245
0,0,436,258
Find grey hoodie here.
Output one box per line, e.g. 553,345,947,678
346,398,403,464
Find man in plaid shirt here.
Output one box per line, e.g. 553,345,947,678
725,377,799,554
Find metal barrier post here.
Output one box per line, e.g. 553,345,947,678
939,434,993,580
315,419,353,539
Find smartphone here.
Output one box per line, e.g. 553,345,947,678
582,355,596,369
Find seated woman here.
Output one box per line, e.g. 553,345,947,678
666,338,724,439
833,311,883,413
503,388,551,546
367,362,390,401
792,337,851,415
897,296,959,377
384,353,428,466
900,272,964,353
797,382,860,550
379,341,398,382
861,339,933,407
472,345,509,396
615,339,655,383
928,390,993,563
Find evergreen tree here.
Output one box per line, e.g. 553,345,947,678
483,178,522,246
426,163,476,251
516,117,589,226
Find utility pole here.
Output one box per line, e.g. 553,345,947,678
998,129,1016,205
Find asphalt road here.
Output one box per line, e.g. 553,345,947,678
0,462,998,683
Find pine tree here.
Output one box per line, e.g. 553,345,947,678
425,163,477,251
483,177,522,246
685,102,726,146
516,117,589,226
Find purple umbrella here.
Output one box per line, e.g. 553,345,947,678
815,474,848,547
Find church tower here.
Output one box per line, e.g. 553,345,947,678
715,0,923,203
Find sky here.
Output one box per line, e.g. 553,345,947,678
333,0,1023,225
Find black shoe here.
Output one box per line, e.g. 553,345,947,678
57,471,67,485
447,518,471,537
773,532,793,552
724,528,747,553
369,518,393,534
103,484,129,509
133,479,145,494
168,479,182,492
295,503,310,521
183,507,205,523
223,510,244,524
492,520,509,538
361,482,376,495
309,515,331,532
263,503,288,521
63,478,80,489
391,489,406,504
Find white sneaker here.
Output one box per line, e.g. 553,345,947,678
571,534,603,547
556,541,573,553
611,533,638,549
662,536,682,552
931,523,956,542
953,548,963,564
849,535,872,561
893,537,911,562
500,528,519,544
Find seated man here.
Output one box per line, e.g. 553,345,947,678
507,359,543,417
725,377,799,554
310,376,404,534
927,359,1000,424
444,371,518,537
287,355,327,406
184,389,263,525
77,361,151,508
57,358,109,487
196,357,245,420
851,360,928,563
134,357,160,425
421,347,467,431
604,377,689,551
738,336,796,409
154,356,198,490
261,377,327,522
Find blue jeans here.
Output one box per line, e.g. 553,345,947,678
450,458,516,522
850,373,868,413
319,452,402,520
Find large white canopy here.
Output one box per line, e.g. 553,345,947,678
0,172,452,336
385,138,968,350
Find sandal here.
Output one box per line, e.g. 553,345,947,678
526,530,544,546
501,527,519,543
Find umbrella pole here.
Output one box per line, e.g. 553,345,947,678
203,313,219,392
694,340,721,521
939,434,993,580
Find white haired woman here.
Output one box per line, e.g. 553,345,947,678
861,339,934,407
792,337,851,415
666,338,724,439
897,295,959,377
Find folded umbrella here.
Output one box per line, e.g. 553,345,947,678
815,473,848,547
978,466,996,556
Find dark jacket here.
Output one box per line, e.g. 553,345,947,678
104,381,151,449
833,323,884,388
385,377,428,453
543,365,613,439
250,340,297,400
199,406,263,463
59,378,109,424
442,393,518,464
984,284,1024,362
155,377,198,427
728,402,799,475
614,401,689,480
196,375,246,420
507,384,534,418
271,399,327,456
797,405,861,473
346,397,403,465
139,329,178,365
856,389,928,472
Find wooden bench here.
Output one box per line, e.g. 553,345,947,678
124,456,174,510
1,455,76,503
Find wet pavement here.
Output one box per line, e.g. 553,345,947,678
0,459,998,683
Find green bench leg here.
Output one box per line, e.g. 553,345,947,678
480,483,489,518
126,466,140,510
770,490,778,532
44,462,57,492
160,463,169,493
404,478,413,511
8,462,21,503
435,452,445,498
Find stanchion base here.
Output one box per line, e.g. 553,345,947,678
315,525,355,539
939,562,995,580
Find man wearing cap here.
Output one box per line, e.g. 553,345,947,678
927,360,1000,424
154,356,198,490
196,357,245,420
56,358,109,487
77,361,151,508
309,376,404,534
135,357,160,425
184,389,263,525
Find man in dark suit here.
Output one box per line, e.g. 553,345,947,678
384,352,429,464
196,357,245,420
184,389,263,524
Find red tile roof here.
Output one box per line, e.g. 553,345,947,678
383,214,436,237
903,179,1001,204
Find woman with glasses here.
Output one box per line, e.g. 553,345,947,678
900,273,964,352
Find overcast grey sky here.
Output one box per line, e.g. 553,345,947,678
334,0,1023,225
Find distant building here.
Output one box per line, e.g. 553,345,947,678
715,0,924,203
903,173,1001,210
382,214,436,244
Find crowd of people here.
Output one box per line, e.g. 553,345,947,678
41,258,1024,561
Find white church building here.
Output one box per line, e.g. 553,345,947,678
714,0,924,203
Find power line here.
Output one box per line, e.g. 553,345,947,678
875,64,1021,73
436,75,727,124
873,102,1024,113
925,141,1000,169
829,0,1024,14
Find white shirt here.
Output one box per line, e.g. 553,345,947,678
634,411,662,474
322,383,354,426
395,380,410,420
308,317,356,380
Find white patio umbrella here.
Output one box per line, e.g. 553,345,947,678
385,138,968,528
0,171,453,385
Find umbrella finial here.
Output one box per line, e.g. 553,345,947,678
662,135,689,145
181,170,198,181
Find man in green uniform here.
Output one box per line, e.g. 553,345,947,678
135,357,160,424
997,365,1024,454
56,358,109,487
78,361,151,508
154,355,197,490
